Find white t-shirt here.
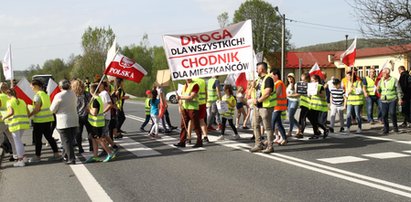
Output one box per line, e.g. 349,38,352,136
99,90,112,120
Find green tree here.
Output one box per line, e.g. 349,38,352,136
233,0,291,58
71,26,116,79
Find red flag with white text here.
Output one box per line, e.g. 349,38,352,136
14,77,35,105
340,38,357,67
104,53,147,83
47,78,61,102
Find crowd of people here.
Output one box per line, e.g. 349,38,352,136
1,62,410,166
0,76,130,167
168,62,411,153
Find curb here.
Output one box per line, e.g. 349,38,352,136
0,147,3,167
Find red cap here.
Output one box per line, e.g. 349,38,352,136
146,90,152,95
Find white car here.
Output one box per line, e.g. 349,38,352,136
166,91,178,104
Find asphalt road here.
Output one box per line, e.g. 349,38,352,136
1,100,411,202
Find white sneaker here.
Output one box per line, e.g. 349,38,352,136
347,128,351,134
217,135,225,141
29,156,41,163
22,156,28,163
13,160,25,167
233,134,241,140
356,129,362,134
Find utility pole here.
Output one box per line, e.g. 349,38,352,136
345,35,349,49
275,7,286,80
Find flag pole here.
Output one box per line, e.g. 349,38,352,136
94,50,119,96
9,44,14,88
171,80,188,134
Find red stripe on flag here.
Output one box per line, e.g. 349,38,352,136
50,88,61,102
105,62,145,83
14,85,33,105
235,72,248,93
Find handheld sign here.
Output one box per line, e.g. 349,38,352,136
296,81,308,95
307,82,318,96
163,20,254,80
156,69,171,87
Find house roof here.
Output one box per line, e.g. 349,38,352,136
333,44,411,60
285,44,411,69
286,51,336,69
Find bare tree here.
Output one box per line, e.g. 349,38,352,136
217,12,230,28
352,0,411,40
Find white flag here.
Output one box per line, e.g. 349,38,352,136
2,45,13,80
105,38,117,68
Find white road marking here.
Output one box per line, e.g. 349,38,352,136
129,113,411,198
118,136,161,157
317,156,369,164
403,150,411,154
70,164,113,202
362,152,410,159
126,114,205,152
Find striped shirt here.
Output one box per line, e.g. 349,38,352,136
330,88,344,106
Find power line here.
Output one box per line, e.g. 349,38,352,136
287,18,360,32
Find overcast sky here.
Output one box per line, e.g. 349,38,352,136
0,0,360,70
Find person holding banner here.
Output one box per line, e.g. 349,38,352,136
207,76,222,131
189,77,208,143
250,62,276,153
174,79,203,148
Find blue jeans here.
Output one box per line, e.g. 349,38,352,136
381,100,398,133
287,100,300,132
346,105,362,129
272,110,287,140
366,96,381,122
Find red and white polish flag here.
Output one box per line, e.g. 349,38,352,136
47,78,61,102
340,38,357,67
309,62,325,80
14,77,35,105
104,53,147,83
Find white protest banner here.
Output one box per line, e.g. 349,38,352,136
163,20,253,81
307,82,318,96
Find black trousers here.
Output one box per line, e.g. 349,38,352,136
117,109,126,131
299,106,309,134
308,110,327,135
33,122,59,156
58,127,76,162
77,116,92,151
221,117,238,136
402,98,411,123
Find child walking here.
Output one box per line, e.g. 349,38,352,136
140,90,153,132
217,85,240,141
329,79,346,133
149,89,163,139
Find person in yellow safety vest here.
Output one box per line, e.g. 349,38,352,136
0,82,17,162
216,85,240,141
271,69,288,147
188,77,209,144
345,70,366,134
28,79,60,163
115,78,130,137
85,83,116,163
206,76,222,131
249,62,276,154
296,73,311,139
140,90,153,132
174,79,203,148
377,68,402,135
307,74,329,139
3,89,30,167
363,68,382,124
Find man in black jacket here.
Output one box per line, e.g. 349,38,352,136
398,66,411,127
